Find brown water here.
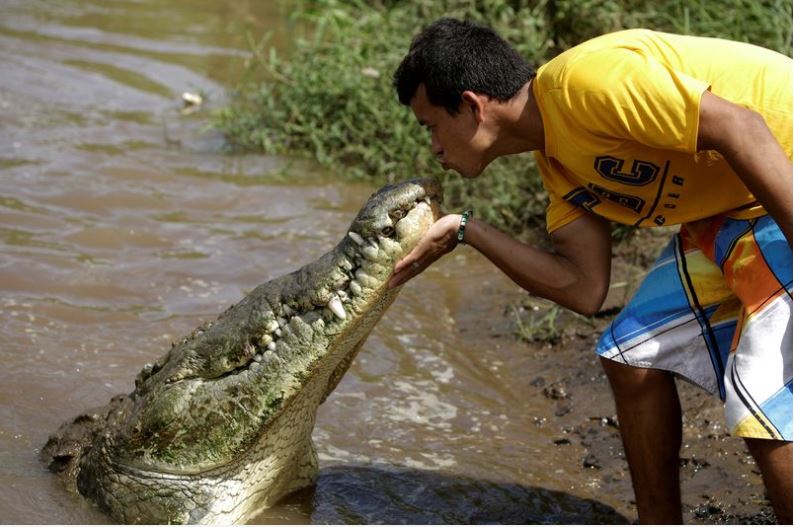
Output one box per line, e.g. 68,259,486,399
0,1,632,523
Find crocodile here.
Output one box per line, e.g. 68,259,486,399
42,177,443,524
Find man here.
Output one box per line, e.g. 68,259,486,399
389,18,792,524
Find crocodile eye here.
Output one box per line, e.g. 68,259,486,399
380,226,395,237
389,209,405,221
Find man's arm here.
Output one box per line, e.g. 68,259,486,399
698,91,792,245
390,212,612,316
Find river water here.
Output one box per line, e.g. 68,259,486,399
0,1,631,523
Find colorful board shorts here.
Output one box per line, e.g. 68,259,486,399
597,214,792,441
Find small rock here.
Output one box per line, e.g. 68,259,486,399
583,453,601,469
600,416,619,428
680,456,711,472
693,503,723,519
182,92,203,106
543,383,569,400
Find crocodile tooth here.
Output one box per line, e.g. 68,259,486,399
338,290,349,302
349,280,362,296
260,334,273,346
355,269,377,288
381,237,401,257
362,244,378,260
265,320,279,332
282,304,293,316
348,231,365,246
328,295,346,320
274,327,282,337
254,354,263,362
277,317,287,327
331,269,349,286
423,197,431,205
267,341,276,351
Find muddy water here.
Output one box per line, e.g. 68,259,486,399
0,1,631,523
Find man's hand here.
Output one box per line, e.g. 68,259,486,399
389,213,461,288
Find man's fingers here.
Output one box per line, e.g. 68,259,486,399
389,259,424,288
388,269,409,288
393,258,410,274
393,245,424,274
389,213,460,288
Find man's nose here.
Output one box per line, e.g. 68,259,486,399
431,135,443,157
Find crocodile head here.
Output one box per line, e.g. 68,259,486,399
67,177,443,523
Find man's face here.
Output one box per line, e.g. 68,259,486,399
409,84,491,179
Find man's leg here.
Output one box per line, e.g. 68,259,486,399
744,438,792,523
600,357,683,524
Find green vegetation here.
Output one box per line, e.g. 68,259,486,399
216,0,792,236
512,303,566,345
512,296,601,346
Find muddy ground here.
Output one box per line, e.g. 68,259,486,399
494,228,778,524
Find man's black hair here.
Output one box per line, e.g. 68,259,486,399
393,18,535,114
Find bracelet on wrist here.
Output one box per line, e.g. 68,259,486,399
456,209,473,245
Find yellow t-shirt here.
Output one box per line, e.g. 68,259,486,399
532,29,792,233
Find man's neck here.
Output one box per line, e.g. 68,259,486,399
490,80,545,157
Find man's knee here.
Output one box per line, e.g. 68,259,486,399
744,437,792,473
599,357,677,401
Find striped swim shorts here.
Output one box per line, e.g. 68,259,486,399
597,214,792,440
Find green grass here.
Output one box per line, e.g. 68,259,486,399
512,303,565,345
216,0,792,236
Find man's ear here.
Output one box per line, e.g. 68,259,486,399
461,90,487,123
